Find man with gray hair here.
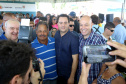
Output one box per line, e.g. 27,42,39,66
112,17,126,44
3,13,16,31
0,19,20,42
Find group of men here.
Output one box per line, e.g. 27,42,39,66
0,11,126,84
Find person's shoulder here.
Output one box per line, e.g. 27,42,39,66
0,33,6,40
48,37,55,42
0,35,2,40
93,32,106,42
54,31,60,37
69,31,78,39
31,38,38,44
111,76,125,84
93,32,103,38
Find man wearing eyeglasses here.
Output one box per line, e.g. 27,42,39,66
69,18,78,37
101,22,115,41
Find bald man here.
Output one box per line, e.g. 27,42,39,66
78,15,106,84
0,19,20,42
0,12,16,35
112,17,126,44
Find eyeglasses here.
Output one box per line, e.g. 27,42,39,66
53,19,56,21
107,28,114,32
69,25,74,27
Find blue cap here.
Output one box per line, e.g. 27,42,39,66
69,11,76,17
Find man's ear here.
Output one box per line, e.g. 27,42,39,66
9,75,22,84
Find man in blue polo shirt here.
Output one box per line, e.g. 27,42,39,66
55,14,79,84
0,19,20,42
31,21,57,84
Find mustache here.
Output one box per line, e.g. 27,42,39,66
39,35,46,37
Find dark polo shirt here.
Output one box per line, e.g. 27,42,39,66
54,30,79,79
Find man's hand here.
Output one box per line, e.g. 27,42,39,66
78,62,91,84
38,58,45,78
107,41,126,68
67,77,74,84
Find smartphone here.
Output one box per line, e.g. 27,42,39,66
83,45,116,63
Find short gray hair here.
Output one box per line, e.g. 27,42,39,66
5,19,20,28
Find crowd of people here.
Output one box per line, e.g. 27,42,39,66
0,11,126,84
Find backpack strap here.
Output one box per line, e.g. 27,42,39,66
93,26,101,34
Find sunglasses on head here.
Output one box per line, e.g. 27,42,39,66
107,28,114,32
69,25,74,27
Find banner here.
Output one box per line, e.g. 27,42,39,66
0,3,36,12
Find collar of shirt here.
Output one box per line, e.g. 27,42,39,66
92,24,99,28
1,32,7,40
1,32,19,42
101,34,113,41
79,29,94,41
33,37,52,44
57,30,71,38
116,24,122,28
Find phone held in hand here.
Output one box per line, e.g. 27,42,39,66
83,45,116,63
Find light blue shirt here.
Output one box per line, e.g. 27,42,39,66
92,24,104,35
112,24,126,44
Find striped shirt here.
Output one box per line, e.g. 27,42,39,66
78,30,106,83
31,37,58,81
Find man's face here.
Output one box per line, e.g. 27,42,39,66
26,14,29,18
5,21,19,41
36,24,48,41
69,21,74,31
80,17,92,39
106,28,115,36
58,17,69,33
21,60,32,84
37,12,42,18
31,14,33,17
3,16,15,29
51,28,57,37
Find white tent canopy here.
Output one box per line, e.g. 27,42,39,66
0,0,125,3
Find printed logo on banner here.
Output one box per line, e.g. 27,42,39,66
0,5,2,9
22,6,25,9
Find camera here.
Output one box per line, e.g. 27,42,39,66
83,45,116,63
32,58,43,82
32,58,40,72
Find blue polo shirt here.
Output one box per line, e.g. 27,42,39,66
54,30,79,79
31,37,58,80
0,32,7,40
